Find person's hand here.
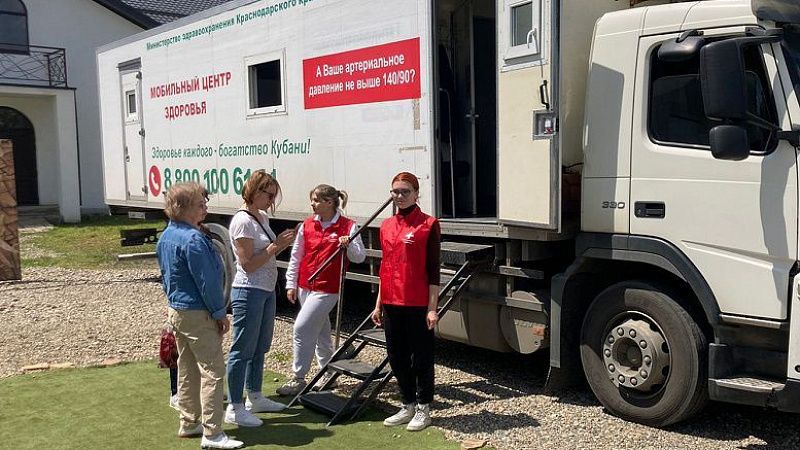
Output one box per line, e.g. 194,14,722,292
338,236,350,248
287,288,297,304
216,316,230,335
426,310,438,330
371,307,382,327
275,229,295,251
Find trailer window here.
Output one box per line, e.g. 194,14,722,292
648,41,779,154
246,51,286,116
501,0,541,66
126,90,137,116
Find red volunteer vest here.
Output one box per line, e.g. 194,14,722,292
298,215,355,294
379,206,437,307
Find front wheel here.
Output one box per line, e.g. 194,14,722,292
580,281,708,427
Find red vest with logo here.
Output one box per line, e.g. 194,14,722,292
298,215,355,294
379,206,437,307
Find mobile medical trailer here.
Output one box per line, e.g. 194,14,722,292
98,0,800,426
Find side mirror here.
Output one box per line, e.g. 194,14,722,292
710,125,750,161
700,40,748,120
658,32,705,62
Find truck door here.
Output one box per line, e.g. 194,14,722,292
629,34,798,320
120,69,146,201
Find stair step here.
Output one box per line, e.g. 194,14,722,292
358,328,386,346
328,358,390,380
299,391,361,417
440,241,494,266
712,376,785,393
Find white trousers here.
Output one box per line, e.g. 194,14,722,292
292,288,339,380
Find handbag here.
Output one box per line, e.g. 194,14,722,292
158,325,178,369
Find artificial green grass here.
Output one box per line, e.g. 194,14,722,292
21,214,164,269
0,362,460,450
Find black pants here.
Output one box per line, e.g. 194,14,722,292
383,304,435,405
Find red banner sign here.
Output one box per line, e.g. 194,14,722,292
303,37,421,109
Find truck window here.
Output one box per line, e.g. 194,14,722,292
501,0,541,65
781,25,800,108
246,51,286,116
648,41,779,154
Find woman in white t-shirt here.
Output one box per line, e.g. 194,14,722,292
224,170,295,428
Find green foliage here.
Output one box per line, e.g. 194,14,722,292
0,362,459,449
20,215,164,269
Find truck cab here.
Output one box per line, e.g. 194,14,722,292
554,0,800,427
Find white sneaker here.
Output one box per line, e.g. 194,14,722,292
383,403,416,426
245,392,286,412
276,378,307,396
169,394,180,411
406,403,432,431
224,404,263,427
177,422,203,438
200,432,243,449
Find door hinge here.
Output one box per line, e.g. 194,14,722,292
138,129,145,137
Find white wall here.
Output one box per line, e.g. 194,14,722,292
23,0,143,212
0,86,81,222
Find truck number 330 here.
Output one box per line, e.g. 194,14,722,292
601,201,626,209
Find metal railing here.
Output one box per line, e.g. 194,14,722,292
0,43,68,88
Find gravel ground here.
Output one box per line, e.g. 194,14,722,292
2,266,800,449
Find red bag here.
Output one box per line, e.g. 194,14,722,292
158,326,178,369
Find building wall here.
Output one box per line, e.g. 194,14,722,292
23,0,143,212
0,94,60,205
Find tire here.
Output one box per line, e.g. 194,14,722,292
579,281,708,427
209,232,234,309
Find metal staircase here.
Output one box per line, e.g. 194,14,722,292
287,241,494,425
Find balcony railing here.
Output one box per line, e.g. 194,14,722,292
0,43,68,88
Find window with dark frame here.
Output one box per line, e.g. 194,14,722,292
0,0,29,53
126,91,137,116
248,59,282,109
648,40,779,154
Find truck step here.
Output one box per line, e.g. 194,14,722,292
440,241,494,266
712,376,784,393
298,391,361,417
709,375,786,408
328,358,390,381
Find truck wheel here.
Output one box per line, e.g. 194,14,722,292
579,281,707,427
209,233,234,309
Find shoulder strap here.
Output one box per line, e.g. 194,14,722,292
237,210,273,243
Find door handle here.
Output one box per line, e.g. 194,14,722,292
634,202,665,219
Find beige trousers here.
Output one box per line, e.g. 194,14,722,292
168,308,225,437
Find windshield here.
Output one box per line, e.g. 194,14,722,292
783,26,800,108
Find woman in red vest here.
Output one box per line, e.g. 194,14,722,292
277,184,366,396
372,171,440,432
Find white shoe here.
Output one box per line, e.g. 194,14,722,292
200,432,243,449
177,422,203,438
406,404,432,431
383,403,416,426
246,393,286,412
276,378,307,396
224,404,263,427
169,394,180,411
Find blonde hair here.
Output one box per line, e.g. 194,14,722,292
241,169,282,214
163,182,206,222
310,184,348,209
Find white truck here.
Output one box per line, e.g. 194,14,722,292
97,0,800,426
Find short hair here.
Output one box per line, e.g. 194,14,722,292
309,184,348,209
391,171,420,192
241,169,282,214
163,182,205,221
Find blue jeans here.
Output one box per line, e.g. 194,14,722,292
226,287,276,404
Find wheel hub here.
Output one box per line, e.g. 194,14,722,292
602,317,668,392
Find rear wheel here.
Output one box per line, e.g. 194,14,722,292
579,281,708,427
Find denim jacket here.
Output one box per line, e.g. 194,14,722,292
157,220,226,320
